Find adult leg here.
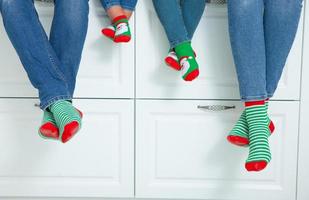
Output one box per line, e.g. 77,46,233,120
50,0,89,96
228,0,271,172
0,0,71,110
264,0,303,97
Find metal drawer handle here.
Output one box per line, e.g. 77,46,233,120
207,0,227,4
198,105,236,111
34,103,40,108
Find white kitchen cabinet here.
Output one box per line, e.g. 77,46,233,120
136,100,299,200
0,99,134,198
0,0,135,98
136,0,303,101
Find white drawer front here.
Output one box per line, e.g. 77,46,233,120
136,100,299,200
0,99,134,198
136,0,302,100
0,0,134,98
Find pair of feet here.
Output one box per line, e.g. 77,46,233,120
102,15,131,43
227,100,275,172
165,48,199,82
39,100,82,143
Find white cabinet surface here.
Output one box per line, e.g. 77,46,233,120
0,0,307,199
136,100,299,200
0,99,134,198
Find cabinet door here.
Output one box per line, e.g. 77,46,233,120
0,99,134,198
136,100,299,200
0,0,134,98
135,0,303,100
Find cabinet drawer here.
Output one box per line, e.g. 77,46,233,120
0,98,134,198
136,0,303,100
136,100,299,200
0,0,134,98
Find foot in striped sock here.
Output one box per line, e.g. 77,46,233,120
113,15,131,43
49,100,82,143
174,42,199,81
227,100,275,146
245,100,271,172
101,25,115,40
39,110,59,140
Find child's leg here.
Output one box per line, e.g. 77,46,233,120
152,0,199,81
120,0,137,18
181,0,206,41
101,0,132,43
165,0,205,72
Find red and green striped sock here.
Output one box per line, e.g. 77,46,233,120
49,100,82,143
227,99,275,146
245,100,271,172
39,110,59,140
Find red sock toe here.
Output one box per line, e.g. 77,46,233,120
114,35,131,43
101,28,115,39
269,120,275,134
184,69,199,81
227,135,249,146
61,121,80,143
165,57,182,71
245,161,268,172
39,122,59,139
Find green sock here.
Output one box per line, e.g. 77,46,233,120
245,101,271,171
174,42,199,81
49,100,81,143
227,100,274,146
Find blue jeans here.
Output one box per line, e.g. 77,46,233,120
0,0,89,109
228,0,303,101
152,0,206,48
101,0,138,11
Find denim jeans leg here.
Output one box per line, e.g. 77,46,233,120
152,0,190,48
228,0,268,101
50,0,89,97
0,0,71,109
180,0,206,40
120,0,138,11
264,0,303,97
101,0,121,10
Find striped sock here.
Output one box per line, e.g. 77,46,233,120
245,100,271,172
49,100,82,143
113,15,131,43
38,110,59,140
227,99,275,146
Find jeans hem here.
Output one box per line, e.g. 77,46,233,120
102,2,121,10
41,95,72,110
121,5,136,11
170,39,191,49
240,94,268,102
